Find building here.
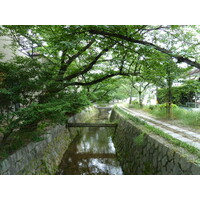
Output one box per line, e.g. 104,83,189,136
0,36,26,61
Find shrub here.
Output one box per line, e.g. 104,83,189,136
150,104,200,128
128,100,140,109
173,108,200,127
150,103,178,119
158,103,178,110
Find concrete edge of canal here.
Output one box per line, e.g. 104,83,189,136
110,107,200,175
0,106,98,175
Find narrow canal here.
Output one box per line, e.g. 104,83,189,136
57,110,123,175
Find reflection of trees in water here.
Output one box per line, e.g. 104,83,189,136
58,112,122,175
77,128,115,154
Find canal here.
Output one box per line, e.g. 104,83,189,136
57,110,123,175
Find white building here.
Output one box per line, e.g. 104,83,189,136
0,36,26,61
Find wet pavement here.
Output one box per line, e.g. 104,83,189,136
57,116,123,175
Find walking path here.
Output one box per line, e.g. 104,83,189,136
119,106,200,150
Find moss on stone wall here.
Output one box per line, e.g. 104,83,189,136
110,107,200,175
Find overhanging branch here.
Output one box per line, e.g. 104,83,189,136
89,29,200,69
65,72,136,87
57,39,95,80
64,46,112,81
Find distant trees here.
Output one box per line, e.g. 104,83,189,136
157,79,200,106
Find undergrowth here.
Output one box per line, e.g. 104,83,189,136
150,106,200,129
126,102,200,129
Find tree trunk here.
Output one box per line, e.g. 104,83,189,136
139,91,143,108
166,71,173,119
129,87,133,104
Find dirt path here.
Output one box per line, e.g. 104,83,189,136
120,106,200,150
126,107,200,134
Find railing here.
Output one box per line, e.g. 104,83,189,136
186,102,200,108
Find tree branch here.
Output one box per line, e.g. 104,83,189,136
141,82,150,93
65,72,134,87
57,39,95,80
89,29,200,69
64,46,111,81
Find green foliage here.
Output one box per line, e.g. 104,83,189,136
145,103,200,129
1,25,200,158
173,108,200,127
149,103,177,119
157,103,178,109
11,91,90,130
157,84,198,106
83,77,130,103
0,56,51,110
128,100,141,109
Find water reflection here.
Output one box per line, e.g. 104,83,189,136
58,117,123,175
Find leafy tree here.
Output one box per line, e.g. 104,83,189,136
1,25,200,146
157,85,195,106
129,76,150,107
142,53,189,118
87,25,200,69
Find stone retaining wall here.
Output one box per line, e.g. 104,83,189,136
110,109,200,175
0,106,97,175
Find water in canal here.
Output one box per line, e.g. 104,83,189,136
57,112,123,175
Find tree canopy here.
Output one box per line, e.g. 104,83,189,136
1,25,200,145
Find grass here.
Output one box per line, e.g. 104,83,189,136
127,102,141,109
173,108,200,127
126,102,200,129
114,106,200,159
150,106,200,129
134,133,145,146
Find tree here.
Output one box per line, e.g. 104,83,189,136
157,81,200,106
0,25,138,144
141,53,189,119
1,25,200,144
129,76,150,107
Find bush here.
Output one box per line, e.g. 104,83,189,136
150,103,178,119
128,100,140,109
158,103,178,110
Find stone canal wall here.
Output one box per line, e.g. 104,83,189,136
0,106,97,175
110,108,200,175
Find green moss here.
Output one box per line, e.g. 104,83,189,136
134,133,145,146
